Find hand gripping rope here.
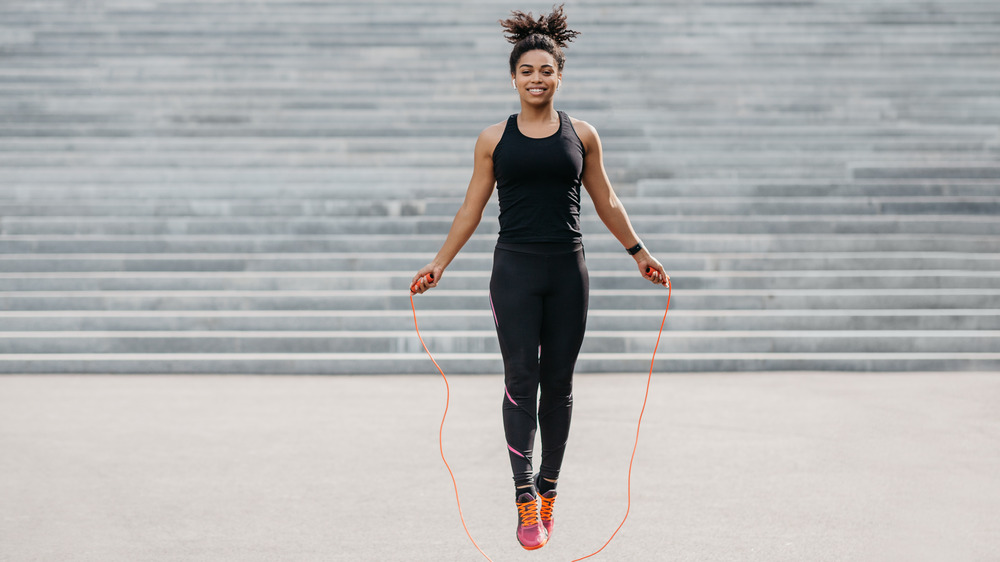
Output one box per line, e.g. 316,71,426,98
410,270,672,561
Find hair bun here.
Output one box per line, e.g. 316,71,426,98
500,4,580,48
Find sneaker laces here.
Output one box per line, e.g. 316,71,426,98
539,494,556,522
516,497,540,527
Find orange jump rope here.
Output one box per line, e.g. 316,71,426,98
410,270,672,560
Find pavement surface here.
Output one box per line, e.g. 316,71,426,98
1,373,998,561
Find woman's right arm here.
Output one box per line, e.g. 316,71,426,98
410,124,502,294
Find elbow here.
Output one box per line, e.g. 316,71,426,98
608,193,623,210
595,196,622,218
459,203,484,219
456,203,485,225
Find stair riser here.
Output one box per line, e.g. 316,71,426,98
0,314,995,332
3,182,1000,201
2,274,997,291
4,217,999,236
9,199,994,217
3,237,998,254
1,335,995,354
2,255,997,272
0,148,995,167
0,356,996,375
0,293,997,311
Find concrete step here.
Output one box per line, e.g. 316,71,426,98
3,234,998,254
0,147,994,167
0,200,432,217
6,11,998,28
636,180,1000,198
0,167,470,184
0,353,997,375
1,270,997,292
1,289,997,311
0,183,473,200
441,197,1000,217
0,121,993,139
4,180,1000,201
2,196,998,217
2,330,997,354
3,215,999,236
0,155,992,175
2,154,996,179
854,166,1000,180
1,309,997,332
0,306,994,330
0,137,995,156
1,252,997,273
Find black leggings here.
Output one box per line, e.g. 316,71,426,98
489,243,589,490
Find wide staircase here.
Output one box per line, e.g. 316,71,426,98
1,0,998,374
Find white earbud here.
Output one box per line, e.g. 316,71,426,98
512,78,517,89
557,79,562,91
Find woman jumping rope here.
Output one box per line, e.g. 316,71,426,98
410,4,669,551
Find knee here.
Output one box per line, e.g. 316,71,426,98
538,387,572,411
539,380,572,400
503,380,537,412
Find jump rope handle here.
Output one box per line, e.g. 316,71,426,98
646,267,670,287
410,273,434,294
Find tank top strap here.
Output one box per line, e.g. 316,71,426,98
558,110,583,147
504,114,518,134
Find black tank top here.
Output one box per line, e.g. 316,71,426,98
492,111,585,244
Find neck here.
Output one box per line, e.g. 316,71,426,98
518,103,557,122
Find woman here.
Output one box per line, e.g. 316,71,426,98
410,5,668,551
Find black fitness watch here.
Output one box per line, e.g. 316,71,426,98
626,242,644,256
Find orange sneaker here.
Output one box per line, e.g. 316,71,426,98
534,474,558,537
538,490,557,537
515,493,548,550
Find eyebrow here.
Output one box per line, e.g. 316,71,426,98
518,64,555,69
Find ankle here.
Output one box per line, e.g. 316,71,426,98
515,485,535,501
535,474,557,495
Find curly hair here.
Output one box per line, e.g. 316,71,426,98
499,4,580,73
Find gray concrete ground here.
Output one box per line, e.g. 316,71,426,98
1,373,998,562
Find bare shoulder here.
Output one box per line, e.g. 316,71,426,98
477,120,507,153
569,116,600,152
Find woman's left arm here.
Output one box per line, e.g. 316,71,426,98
576,119,669,287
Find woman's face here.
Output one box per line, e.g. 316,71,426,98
512,49,561,106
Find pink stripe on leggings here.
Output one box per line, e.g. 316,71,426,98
504,385,517,406
507,444,525,458
489,292,499,327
